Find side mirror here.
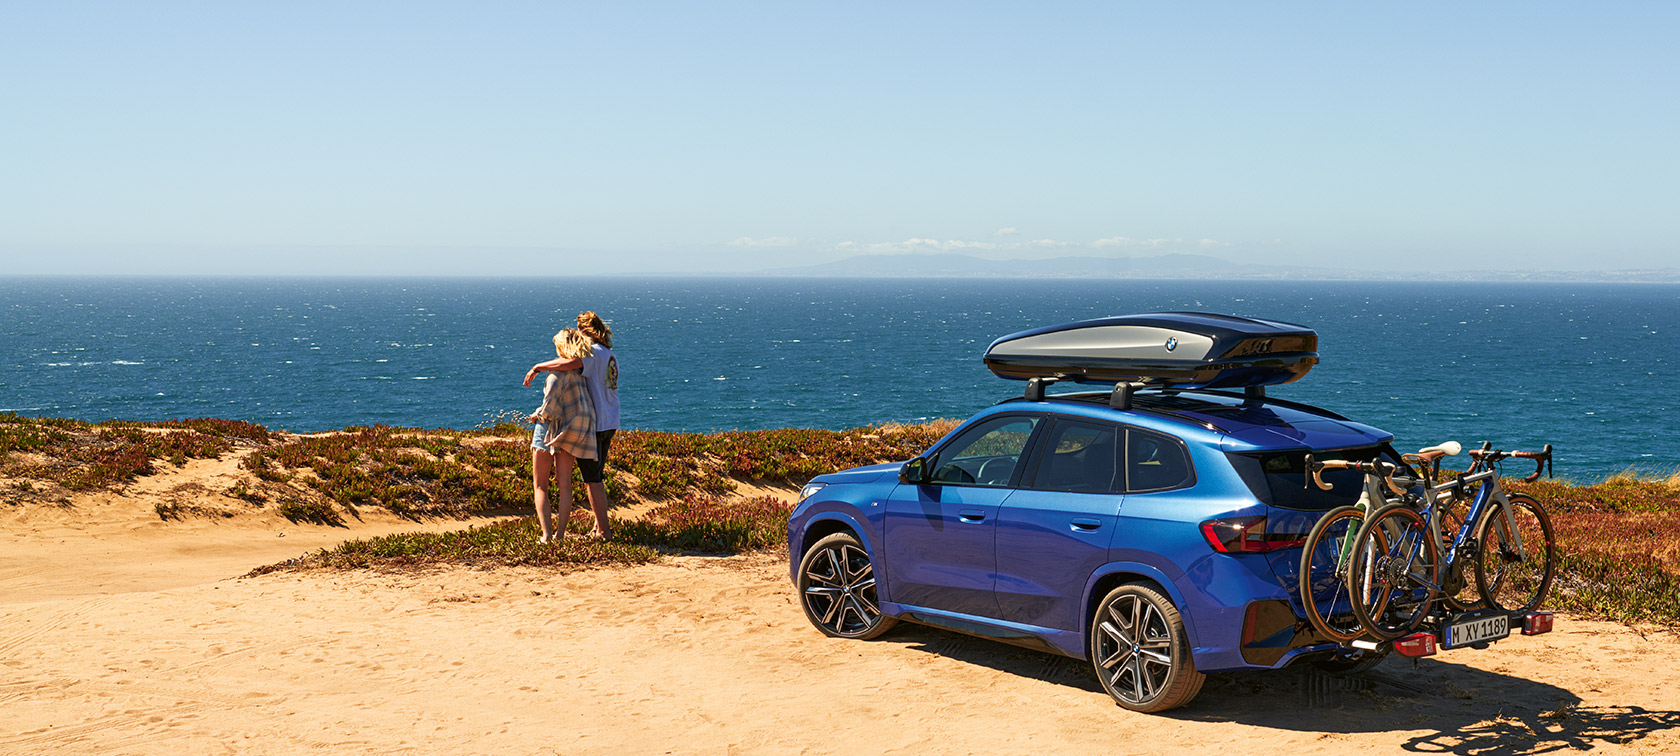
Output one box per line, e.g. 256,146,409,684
899,457,929,485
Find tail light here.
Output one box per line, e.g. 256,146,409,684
1523,612,1554,635
1200,516,1305,554
1393,632,1439,658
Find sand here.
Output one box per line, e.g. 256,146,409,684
4,473,1680,753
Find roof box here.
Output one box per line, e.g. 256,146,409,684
984,312,1319,389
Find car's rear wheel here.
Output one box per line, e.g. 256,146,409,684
1090,582,1204,713
797,532,897,640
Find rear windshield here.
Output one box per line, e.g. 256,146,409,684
1227,446,1403,510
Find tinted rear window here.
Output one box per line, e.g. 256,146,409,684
1228,447,1400,510
1127,429,1195,492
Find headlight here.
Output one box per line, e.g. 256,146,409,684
799,482,827,502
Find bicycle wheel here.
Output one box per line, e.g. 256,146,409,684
1348,503,1438,640
1299,506,1380,642
1472,493,1556,613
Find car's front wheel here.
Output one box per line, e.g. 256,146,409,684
797,532,897,640
1090,582,1205,713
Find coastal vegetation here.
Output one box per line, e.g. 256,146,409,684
4,411,1678,628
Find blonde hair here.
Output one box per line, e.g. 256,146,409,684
552,328,593,360
576,311,612,348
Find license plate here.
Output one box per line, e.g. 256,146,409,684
1444,613,1510,649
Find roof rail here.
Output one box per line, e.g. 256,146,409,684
1193,388,1352,421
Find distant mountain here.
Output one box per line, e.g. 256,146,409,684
766,253,1680,283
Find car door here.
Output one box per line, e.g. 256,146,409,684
1106,426,1200,587
883,413,1043,618
994,417,1123,631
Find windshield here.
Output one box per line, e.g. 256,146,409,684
1228,446,1403,510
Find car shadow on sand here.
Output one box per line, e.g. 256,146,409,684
884,623,1680,755
1184,659,1680,755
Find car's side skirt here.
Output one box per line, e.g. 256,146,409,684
880,601,1086,659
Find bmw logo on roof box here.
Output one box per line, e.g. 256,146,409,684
1165,337,1178,352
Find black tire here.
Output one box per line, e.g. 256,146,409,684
797,532,897,640
1348,503,1438,640
1090,583,1205,713
1472,493,1556,613
1299,506,1376,643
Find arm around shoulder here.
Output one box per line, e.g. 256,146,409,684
524,357,583,386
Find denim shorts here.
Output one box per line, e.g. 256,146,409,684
530,423,549,452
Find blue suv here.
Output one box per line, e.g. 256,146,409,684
787,313,1401,712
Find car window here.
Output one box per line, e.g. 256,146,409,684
1029,419,1120,493
929,415,1040,487
1232,446,1392,510
1126,429,1195,492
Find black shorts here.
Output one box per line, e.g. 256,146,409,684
577,429,615,483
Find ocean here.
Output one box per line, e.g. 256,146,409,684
2,276,1675,481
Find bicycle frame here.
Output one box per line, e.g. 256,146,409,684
1388,467,1524,597
1431,467,1526,568
1334,472,1412,572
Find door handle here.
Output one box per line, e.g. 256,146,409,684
1071,518,1103,532
958,509,987,523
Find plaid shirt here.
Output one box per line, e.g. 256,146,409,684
536,370,598,460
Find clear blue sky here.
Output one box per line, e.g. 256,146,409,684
2,2,1675,275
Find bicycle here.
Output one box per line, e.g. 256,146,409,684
1297,445,1451,643
1347,443,1557,641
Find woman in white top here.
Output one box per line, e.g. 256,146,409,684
527,329,596,543
525,311,619,539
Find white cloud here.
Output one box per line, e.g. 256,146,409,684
993,227,1019,237
858,238,1000,253
1091,236,1136,248
728,236,797,248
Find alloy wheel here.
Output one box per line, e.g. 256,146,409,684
797,532,896,639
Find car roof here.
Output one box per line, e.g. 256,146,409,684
989,389,1394,453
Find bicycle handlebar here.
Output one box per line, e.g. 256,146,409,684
1467,442,1554,482
1305,457,1409,495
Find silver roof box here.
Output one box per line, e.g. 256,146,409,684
984,312,1318,389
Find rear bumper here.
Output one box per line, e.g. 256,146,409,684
1232,605,1560,669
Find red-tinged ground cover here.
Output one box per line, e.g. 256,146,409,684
1,412,271,491
1508,472,1680,626
236,422,954,519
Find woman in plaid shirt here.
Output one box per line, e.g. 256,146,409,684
527,328,597,543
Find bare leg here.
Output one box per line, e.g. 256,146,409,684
552,450,578,536
532,449,557,541
584,481,612,539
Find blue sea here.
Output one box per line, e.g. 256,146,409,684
2,277,1676,481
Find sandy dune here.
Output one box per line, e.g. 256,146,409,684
4,481,1680,753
